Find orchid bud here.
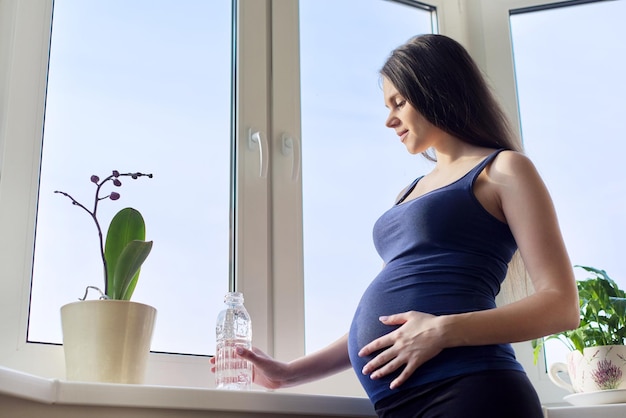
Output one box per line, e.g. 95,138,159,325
131,173,138,179
112,170,120,177
90,175,99,184
113,179,122,187
109,192,120,201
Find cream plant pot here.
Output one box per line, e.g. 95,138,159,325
60,300,157,384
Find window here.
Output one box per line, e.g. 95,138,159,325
510,0,626,368
0,0,273,386
1,0,444,392
29,0,232,356
6,0,603,402
299,0,437,353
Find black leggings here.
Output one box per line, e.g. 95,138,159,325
374,370,543,418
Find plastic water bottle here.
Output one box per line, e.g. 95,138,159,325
215,291,252,390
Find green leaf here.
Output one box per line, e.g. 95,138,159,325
532,338,544,365
104,207,146,299
113,240,153,300
610,297,626,318
538,266,626,357
569,329,586,353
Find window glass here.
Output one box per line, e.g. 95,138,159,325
300,0,436,353
29,0,232,356
510,0,626,367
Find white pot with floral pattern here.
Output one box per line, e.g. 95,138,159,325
549,345,626,393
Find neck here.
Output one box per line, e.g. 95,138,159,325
431,140,491,168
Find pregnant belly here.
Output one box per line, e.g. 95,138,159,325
347,268,496,370
346,271,432,398
348,275,421,357
347,267,513,403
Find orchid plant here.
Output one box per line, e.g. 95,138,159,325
55,170,153,300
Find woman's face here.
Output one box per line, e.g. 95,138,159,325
382,77,442,155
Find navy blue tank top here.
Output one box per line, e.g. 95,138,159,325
347,149,524,404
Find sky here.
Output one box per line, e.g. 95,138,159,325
28,0,626,370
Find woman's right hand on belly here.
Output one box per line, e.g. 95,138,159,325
357,311,446,389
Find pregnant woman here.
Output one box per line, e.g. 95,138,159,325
211,34,580,418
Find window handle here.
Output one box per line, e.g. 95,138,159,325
248,129,268,178
281,135,300,182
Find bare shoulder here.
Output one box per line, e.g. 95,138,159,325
488,150,543,187
487,150,551,212
491,150,537,175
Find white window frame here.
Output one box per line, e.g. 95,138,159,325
0,0,277,388
0,0,59,378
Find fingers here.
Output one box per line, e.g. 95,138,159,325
236,346,266,364
390,362,418,389
209,346,258,374
362,347,424,390
358,312,412,357
365,352,403,379
358,311,442,389
378,311,411,325
209,345,286,390
358,334,392,358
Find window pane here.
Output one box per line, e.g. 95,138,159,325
300,0,435,353
510,0,626,366
29,0,232,356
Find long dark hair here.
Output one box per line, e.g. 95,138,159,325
381,34,521,160
382,35,532,301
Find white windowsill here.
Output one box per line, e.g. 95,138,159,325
0,366,376,417
543,402,626,418
4,365,626,418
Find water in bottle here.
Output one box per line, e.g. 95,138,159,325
215,292,252,390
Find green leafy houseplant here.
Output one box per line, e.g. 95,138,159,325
533,265,626,363
55,170,153,300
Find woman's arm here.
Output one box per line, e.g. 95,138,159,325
358,151,580,389
214,333,352,389
440,151,580,343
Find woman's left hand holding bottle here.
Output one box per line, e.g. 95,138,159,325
211,346,290,390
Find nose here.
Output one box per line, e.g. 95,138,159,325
385,112,398,128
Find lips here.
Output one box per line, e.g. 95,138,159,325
398,130,408,142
